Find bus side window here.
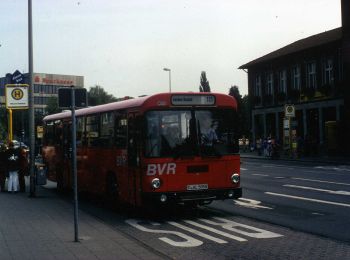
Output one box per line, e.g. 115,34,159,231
100,112,114,148
115,113,127,149
76,117,85,147
54,121,63,146
86,115,100,147
43,122,54,146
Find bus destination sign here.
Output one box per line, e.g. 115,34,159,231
171,95,215,106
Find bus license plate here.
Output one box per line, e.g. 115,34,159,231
187,184,208,191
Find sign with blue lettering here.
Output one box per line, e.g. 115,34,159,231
11,70,24,84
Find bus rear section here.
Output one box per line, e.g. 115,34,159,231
140,107,242,205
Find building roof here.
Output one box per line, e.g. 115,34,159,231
239,27,342,69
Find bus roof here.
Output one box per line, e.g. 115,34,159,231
43,92,237,122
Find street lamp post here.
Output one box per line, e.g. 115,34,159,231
28,0,36,197
163,68,171,92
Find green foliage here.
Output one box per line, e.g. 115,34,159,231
228,85,251,138
46,96,61,115
0,107,7,140
88,85,117,106
199,71,211,92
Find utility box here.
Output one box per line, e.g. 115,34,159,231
35,163,47,186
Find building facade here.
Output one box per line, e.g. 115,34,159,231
239,0,350,155
0,72,84,114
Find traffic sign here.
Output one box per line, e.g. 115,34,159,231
284,104,295,117
11,70,24,83
58,87,87,108
5,84,29,109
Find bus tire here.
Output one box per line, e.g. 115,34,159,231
106,173,119,204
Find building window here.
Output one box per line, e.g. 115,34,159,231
279,70,287,93
291,66,301,90
306,62,316,88
267,72,273,95
322,58,334,85
254,74,262,96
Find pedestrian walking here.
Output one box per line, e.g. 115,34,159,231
5,141,20,193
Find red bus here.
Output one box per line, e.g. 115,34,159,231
42,92,242,206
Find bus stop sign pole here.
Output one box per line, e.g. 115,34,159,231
71,86,79,242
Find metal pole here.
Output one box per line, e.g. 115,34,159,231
169,70,171,92
71,86,79,242
28,0,36,197
8,109,13,141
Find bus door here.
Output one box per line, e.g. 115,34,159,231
127,112,142,205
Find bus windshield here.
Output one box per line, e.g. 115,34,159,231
145,109,239,158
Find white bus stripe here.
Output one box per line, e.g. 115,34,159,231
284,184,350,195
168,221,227,244
265,192,350,208
292,177,350,186
184,220,247,242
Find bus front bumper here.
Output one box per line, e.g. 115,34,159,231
142,187,242,204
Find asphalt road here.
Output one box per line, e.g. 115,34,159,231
72,158,350,259
215,158,350,242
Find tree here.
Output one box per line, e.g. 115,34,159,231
46,96,61,115
199,71,211,92
0,107,7,141
88,85,117,106
228,85,251,138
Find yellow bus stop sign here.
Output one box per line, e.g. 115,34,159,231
5,84,29,109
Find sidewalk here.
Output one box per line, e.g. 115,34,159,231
240,150,350,165
0,181,163,260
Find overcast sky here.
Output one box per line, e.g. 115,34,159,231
0,0,341,97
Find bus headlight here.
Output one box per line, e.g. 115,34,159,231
151,178,161,189
231,173,240,184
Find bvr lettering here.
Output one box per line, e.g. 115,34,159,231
147,163,176,176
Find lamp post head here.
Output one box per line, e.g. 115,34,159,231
163,68,170,72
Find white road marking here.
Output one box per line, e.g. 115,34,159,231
265,192,350,208
240,167,248,171
202,218,283,239
284,184,350,195
262,164,286,168
184,220,247,242
234,198,273,210
311,212,325,216
125,219,202,247
127,217,284,247
292,177,350,186
168,221,227,244
252,173,269,177
314,166,350,172
274,177,286,179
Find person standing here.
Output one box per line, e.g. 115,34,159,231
5,141,20,193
